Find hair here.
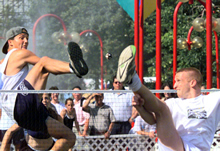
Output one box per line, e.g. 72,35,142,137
176,67,203,86
65,98,73,105
160,82,176,98
72,86,81,90
38,93,51,102
112,75,125,90
94,93,104,97
112,75,117,83
161,82,173,89
49,86,59,90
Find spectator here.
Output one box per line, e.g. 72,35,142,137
82,93,115,139
60,98,82,151
129,116,156,139
72,86,90,136
160,82,176,101
103,75,138,134
1,94,65,151
60,98,82,136
40,93,63,123
49,86,65,115
201,85,207,95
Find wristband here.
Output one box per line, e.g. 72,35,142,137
107,130,111,134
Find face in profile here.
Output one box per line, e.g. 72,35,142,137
41,93,51,108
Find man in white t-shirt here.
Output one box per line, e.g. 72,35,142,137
49,86,65,115
116,45,220,151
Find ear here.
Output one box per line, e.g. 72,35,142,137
190,79,197,88
8,39,13,47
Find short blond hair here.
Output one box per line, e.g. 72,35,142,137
176,67,203,86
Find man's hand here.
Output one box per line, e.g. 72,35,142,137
148,131,155,139
132,94,144,107
104,131,110,139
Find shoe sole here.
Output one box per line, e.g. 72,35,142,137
68,42,88,78
117,45,136,83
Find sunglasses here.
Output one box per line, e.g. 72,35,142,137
114,81,122,84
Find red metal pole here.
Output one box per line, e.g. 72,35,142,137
187,26,194,50
214,31,219,88
197,0,206,7
206,0,212,89
33,14,67,54
156,0,161,98
173,2,183,85
188,0,193,5
139,0,144,83
80,30,104,90
134,0,139,74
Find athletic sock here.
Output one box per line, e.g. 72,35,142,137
69,66,74,73
128,73,142,92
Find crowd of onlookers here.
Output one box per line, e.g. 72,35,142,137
0,77,219,150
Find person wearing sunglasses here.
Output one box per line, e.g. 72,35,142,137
103,75,138,134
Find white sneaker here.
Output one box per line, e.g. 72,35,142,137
116,45,136,84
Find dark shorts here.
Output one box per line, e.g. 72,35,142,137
0,129,25,145
111,121,131,135
14,80,49,133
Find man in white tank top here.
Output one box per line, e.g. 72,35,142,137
116,46,220,151
0,26,88,151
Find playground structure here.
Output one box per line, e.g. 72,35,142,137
134,0,220,98
32,14,104,90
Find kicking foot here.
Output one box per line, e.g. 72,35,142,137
68,42,88,78
116,45,136,84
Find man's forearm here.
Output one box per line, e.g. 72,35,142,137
82,94,94,111
107,122,114,133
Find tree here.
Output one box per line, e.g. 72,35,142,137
27,0,134,89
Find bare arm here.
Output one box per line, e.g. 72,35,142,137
82,119,89,136
73,109,82,136
0,124,21,151
136,131,155,138
82,94,95,112
104,122,114,139
129,106,138,125
60,109,67,119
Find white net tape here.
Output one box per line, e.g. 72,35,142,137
0,89,219,93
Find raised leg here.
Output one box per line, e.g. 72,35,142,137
116,45,184,151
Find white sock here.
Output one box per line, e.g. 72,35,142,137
69,67,74,73
129,73,142,92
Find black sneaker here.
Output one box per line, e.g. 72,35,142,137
68,42,88,78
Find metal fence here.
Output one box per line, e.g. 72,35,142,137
73,134,220,151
